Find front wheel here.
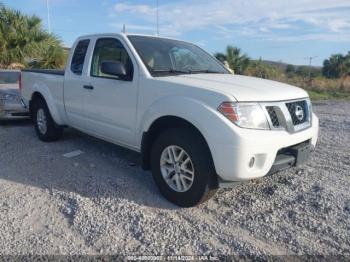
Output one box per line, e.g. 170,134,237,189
32,98,63,142
151,128,217,207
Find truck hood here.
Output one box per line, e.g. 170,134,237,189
159,74,308,102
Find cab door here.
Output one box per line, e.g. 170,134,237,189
64,38,93,129
82,37,138,147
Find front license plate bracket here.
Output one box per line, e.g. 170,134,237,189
290,142,312,166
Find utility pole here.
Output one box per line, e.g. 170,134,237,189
304,56,318,80
156,0,159,36
46,0,51,33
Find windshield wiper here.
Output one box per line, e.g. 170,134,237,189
189,69,224,74
152,69,191,75
151,69,225,76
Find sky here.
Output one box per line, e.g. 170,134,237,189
2,0,350,66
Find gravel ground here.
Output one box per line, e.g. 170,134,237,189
0,101,349,258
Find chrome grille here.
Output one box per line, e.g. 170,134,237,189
286,100,307,126
262,99,311,133
266,106,279,127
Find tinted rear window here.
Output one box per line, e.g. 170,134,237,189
0,71,20,84
71,39,90,75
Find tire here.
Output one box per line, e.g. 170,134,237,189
32,97,63,142
151,128,217,207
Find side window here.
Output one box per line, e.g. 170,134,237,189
70,39,90,75
91,38,133,80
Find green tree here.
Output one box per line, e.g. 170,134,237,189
285,64,295,77
322,53,349,78
246,59,280,79
215,46,250,74
295,66,310,78
345,51,350,76
0,3,65,69
214,52,227,63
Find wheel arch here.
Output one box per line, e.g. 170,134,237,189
29,90,64,125
141,115,218,188
29,92,44,115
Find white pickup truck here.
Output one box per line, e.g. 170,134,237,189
21,33,319,207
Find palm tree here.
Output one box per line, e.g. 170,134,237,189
215,46,250,74
322,54,347,79
0,3,65,69
214,52,227,63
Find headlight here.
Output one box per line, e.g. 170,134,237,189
218,102,270,130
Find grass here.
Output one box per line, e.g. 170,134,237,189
244,72,350,101
308,90,350,101
282,76,350,101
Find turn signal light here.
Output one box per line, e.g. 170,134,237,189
218,102,239,122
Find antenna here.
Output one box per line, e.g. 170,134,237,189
46,0,51,33
156,0,159,36
122,24,126,34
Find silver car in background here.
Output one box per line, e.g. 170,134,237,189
0,70,29,120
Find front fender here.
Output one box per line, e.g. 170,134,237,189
31,81,65,125
141,96,207,136
138,96,237,172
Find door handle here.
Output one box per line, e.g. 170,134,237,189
83,85,94,90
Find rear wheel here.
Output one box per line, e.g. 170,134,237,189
32,98,63,142
151,128,217,207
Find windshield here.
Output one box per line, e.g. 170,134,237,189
128,35,228,76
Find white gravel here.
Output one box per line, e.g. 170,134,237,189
0,101,349,257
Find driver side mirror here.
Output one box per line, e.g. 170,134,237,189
101,61,128,79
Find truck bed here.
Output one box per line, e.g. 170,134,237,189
21,68,66,124
22,69,65,76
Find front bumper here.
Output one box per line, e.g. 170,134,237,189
0,98,29,120
266,140,312,175
210,113,319,184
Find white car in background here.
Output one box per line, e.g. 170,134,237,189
0,70,29,120
21,33,319,207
